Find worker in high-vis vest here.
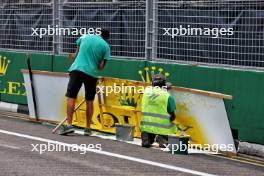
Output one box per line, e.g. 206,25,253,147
140,74,177,148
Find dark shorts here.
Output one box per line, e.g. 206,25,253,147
65,70,98,101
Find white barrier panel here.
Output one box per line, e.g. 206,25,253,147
22,70,236,153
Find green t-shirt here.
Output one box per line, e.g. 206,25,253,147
68,34,111,77
167,95,176,114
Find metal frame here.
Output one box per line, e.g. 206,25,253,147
0,0,263,70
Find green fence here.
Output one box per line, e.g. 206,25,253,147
0,51,263,144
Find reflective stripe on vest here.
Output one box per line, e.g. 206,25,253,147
141,112,170,119
140,121,175,129
141,87,177,135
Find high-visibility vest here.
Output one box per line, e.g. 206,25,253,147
141,87,177,135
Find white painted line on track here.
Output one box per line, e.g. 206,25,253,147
0,129,217,176
0,143,20,149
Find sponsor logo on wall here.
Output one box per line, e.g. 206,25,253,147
0,55,26,96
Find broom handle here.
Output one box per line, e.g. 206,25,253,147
52,99,86,133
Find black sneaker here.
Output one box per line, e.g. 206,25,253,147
59,125,75,135
156,135,168,148
84,128,92,136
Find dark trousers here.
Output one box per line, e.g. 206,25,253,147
141,132,168,148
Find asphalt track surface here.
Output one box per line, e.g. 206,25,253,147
0,115,263,176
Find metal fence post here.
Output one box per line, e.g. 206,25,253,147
53,0,63,55
145,0,153,61
53,0,59,54
58,0,63,54
152,0,158,60
145,0,158,61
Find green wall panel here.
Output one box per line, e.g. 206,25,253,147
98,58,145,80
0,51,27,104
52,55,71,72
29,53,53,71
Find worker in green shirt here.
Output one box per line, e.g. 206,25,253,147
60,29,111,136
140,74,177,148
